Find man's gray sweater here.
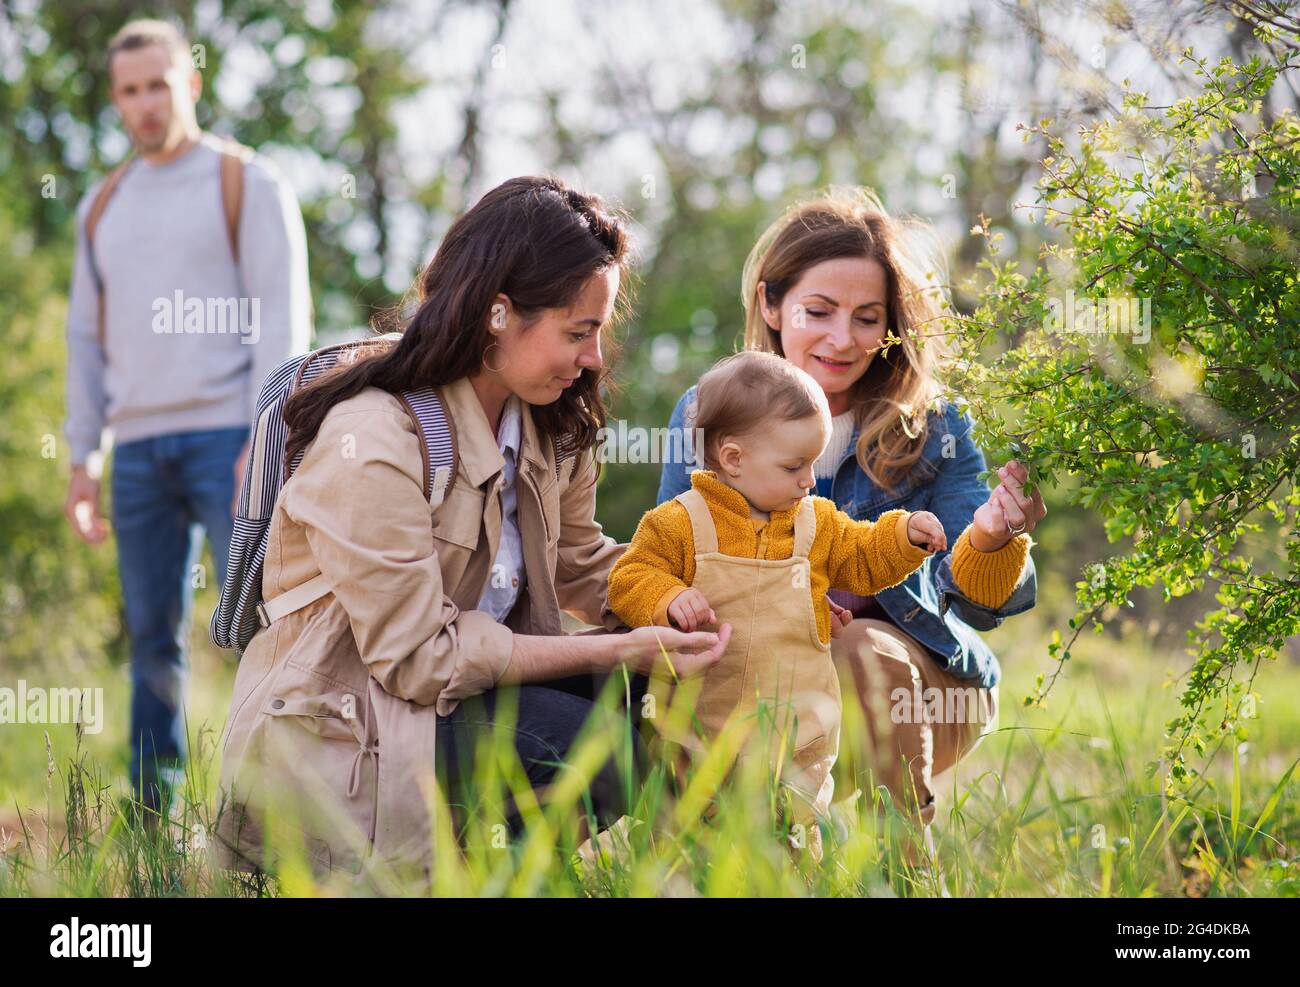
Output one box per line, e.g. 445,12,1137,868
64,132,312,466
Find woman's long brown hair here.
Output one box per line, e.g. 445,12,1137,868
283,175,631,468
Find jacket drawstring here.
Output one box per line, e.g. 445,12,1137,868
346,694,378,799
347,741,379,799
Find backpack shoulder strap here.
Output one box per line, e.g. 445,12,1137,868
553,429,583,483
251,384,459,636
85,157,135,248
217,139,253,264
85,156,136,351
397,387,459,509
274,333,453,501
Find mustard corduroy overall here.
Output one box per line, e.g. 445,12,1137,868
648,486,840,858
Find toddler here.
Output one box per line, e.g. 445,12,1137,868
608,350,946,860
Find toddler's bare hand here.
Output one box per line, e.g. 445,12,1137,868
907,511,947,553
667,588,716,632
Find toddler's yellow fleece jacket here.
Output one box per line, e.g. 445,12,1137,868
608,469,935,645
608,469,1032,645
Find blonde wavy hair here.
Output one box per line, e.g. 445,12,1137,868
740,187,952,493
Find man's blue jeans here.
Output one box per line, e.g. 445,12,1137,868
110,425,248,810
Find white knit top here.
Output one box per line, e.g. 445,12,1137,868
814,409,858,481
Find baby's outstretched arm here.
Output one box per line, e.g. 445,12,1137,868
823,503,936,597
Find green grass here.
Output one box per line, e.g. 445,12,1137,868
1,597,1297,897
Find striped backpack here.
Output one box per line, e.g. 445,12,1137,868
210,333,459,655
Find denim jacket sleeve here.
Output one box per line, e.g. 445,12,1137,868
927,404,1037,631
655,385,698,506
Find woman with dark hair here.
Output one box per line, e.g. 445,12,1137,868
215,176,730,880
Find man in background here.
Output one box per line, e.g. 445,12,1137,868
62,18,312,820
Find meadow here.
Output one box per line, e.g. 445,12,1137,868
2,578,1295,898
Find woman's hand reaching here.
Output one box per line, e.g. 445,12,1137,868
971,459,1047,552
618,623,732,680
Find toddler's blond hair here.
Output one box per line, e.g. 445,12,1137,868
688,351,831,471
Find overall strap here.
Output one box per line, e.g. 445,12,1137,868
674,488,719,555
791,496,816,559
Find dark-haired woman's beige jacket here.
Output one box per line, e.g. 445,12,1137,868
214,377,627,879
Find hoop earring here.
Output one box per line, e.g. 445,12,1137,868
482,342,508,373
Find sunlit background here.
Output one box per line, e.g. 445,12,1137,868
1,0,1297,895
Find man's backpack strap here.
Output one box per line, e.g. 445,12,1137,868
85,156,136,352
85,157,135,249
217,138,252,263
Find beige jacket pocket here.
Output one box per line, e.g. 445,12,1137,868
259,680,378,859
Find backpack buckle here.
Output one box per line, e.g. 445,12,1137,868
256,601,271,628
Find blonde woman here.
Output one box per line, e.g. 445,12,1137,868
656,188,1046,836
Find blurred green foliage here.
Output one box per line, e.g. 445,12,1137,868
948,40,1300,786
3,0,1297,716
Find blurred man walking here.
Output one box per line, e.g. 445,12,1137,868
62,18,311,821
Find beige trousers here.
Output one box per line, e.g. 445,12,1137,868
829,618,998,826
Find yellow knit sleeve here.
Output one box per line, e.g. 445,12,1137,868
819,501,933,596
607,502,693,629
948,525,1032,608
